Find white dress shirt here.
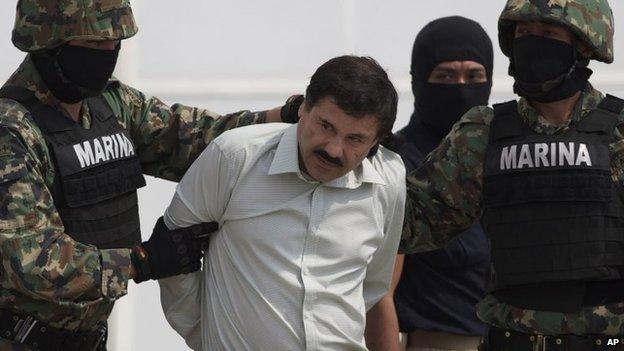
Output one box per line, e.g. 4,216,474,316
159,123,406,351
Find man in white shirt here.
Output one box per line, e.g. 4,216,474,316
158,55,406,351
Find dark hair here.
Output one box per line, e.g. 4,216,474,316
304,55,398,138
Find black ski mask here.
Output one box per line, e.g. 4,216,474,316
32,43,121,103
410,16,493,137
511,35,592,103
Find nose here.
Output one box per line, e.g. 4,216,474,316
457,76,467,84
324,137,343,159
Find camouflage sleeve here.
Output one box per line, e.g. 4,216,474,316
399,106,493,254
611,124,624,185
103,82,267,182
0,104,132,303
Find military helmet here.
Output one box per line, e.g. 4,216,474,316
498,0,614,63
12,0,138,53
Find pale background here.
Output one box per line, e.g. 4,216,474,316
1,1,624,350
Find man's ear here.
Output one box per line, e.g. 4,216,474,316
366,136,383,158
297,100,306,120
366,143,380,158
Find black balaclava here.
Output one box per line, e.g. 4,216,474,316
410,16,494,137
32,43,121,104
511,34,592,103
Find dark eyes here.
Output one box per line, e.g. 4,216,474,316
348,136,363,143
435,73,454,81
470,72,487,81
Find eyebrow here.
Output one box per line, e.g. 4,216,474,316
319,116,372,140
318,116,334,127
432,67,458,74
348,132,370,140
468,68,487,73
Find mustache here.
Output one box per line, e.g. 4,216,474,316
314,149,343,167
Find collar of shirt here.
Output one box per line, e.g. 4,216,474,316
517,84,604,135
267,124,386,189
4,55,93,129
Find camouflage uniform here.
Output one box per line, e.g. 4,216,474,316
0,1,265,349
400,0,624,337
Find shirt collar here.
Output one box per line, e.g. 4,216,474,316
268,124,386,189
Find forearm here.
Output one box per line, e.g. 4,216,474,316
400,131,485,254
365,253,405,351
136,104,266,182
104,82,268,181
1,223,133,301
365,295,401,351
264,106,282,123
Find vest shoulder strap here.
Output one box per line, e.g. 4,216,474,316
577,94,624,134
490,100,524,142
598,94,624,114
0,86,74,133
492,100,518,118
0,86,38,104
86,95,115,122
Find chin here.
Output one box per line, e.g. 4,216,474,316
304,157,344,183
314,169,346,183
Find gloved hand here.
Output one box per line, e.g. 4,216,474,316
280,94,305,123
131,217,218,283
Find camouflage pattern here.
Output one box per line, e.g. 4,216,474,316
498,0,615,63
12,0,138,52
0,56,266,348
400,85,624,335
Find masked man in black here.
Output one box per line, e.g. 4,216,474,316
365,16,493,351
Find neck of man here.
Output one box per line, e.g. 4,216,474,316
530,91,582,126
60,101,82,122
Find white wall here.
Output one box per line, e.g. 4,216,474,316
2,1,624,350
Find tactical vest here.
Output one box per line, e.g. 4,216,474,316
482,95,624,312
0,86,146,249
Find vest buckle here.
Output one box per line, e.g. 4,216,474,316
14,315,37,344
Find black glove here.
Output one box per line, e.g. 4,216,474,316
131,217,218,283
280,94,305,123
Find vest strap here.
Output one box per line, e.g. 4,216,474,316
491,101,524,141
598,94,624,114
0,86,38,103
577,95,624,134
